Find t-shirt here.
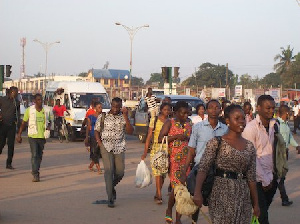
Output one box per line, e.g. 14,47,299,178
293,105,299,116
53,105,67,117
88,114,98,137
85,107,96,118
23,107,46,138
145,95,157,112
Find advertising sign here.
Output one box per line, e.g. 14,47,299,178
235,85,243,97
269,88,281,103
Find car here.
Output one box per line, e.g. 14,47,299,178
134,95,205,142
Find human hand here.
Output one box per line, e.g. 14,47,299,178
262,183,273,192
141,153,147,160
176,134,186,141
121,107,128,117
16,134,22,143
84,137,89,147
253,204,260,218
179,172,187,185
193,193,203,208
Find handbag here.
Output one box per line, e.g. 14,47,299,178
174,184,198,215
251,216,260,224
186,136,222,206
150,136,169,174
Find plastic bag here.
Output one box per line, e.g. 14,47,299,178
174,184,198,216
135,160,152,188
251,216,260,224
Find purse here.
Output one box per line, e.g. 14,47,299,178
150,136,169,174
186,136,222,206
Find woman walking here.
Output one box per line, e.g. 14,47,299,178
193,104,260,224
85,102,102,174
158,101,192,224
141,103,171,204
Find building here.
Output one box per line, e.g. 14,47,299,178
86,69,133,99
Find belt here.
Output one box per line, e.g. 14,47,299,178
216,169,246,180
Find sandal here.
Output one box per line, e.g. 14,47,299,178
154,196,163,204
165,215,173,224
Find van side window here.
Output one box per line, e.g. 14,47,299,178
138,98,147,112
65,94,70,109
45,91,54,107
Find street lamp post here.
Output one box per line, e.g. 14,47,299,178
115,22,149,99
33,39,60,82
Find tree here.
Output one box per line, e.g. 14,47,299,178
274,45,295,75
78,72,88,77
239,74,256,89
182,62,235,88
131,76,144,86
146,73,164,88
260,73,281,88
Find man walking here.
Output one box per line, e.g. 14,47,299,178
181,99,228,223
242,95,278,224
16,94,50,182
94,97,133,208
0,86,20,169
145,87,159,118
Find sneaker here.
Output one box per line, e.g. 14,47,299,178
282,200,293,206
108,200,115,208
32,175,40,182
6,165,15,170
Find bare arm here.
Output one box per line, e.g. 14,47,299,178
248,181,260,217
16,120,27,143
122,107,134,135
193,171,207,207
141,127,153,160
84,118,91,146
158,119,171,143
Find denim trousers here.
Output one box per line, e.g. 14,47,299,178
257,180,278,224
28,137,46,176
100,144,125,201
0,123,16,166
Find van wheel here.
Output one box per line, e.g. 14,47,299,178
138,134,146,143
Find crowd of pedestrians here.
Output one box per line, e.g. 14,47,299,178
1,86,299,224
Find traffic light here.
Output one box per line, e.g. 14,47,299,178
174,67,180,78
6,65,12,77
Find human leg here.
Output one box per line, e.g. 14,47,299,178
166,188,175,224
6,124,16,167
0,125,8,155
99,144,114,202
113,152,125,188
36,138,46,177
28,138,41,180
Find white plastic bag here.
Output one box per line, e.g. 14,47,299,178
135,160,152,188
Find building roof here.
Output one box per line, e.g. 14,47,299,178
91,69,130,80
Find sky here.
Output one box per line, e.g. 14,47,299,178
1,0,300,82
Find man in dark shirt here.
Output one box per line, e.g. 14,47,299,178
0,86,20,169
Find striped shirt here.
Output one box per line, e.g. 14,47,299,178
145,95,157,112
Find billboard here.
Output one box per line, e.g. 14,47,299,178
235,85,243,97
212,88,226,99
268,88,281,103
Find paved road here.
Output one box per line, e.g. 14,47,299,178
1,135,300,224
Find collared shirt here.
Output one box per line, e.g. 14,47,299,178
190,114,208,125
277,117,298,148
94,112,126,154
0,96,20,126
188,119,228,165
242,115,276,187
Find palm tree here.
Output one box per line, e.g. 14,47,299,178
274,45,295,75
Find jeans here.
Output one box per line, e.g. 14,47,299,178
28,138,46,176
90,137,101,164
257,180,278,224
100,144,125,201
278,177,289,202
293,116,300,133
0,123,16,166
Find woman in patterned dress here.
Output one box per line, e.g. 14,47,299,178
158,101,192,224
141,103,172,204
193,104,260,224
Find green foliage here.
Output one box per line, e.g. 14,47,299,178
131,76,144,86
78,72,88,77
146,73,164,88
260,73,281,88
182,63,235,88
274,45,295,75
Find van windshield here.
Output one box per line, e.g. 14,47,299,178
70,93,110,109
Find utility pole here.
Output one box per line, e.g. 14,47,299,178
226,63,229,100
195,67,198,97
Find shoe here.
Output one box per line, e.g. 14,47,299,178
282,200,293,206
92,199,108,204
113,188,116,201
108,200,115,208
32,175,40,182
6,165,15,170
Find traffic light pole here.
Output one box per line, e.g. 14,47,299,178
0,65,4,91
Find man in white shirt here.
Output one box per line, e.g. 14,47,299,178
292,100,300,134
